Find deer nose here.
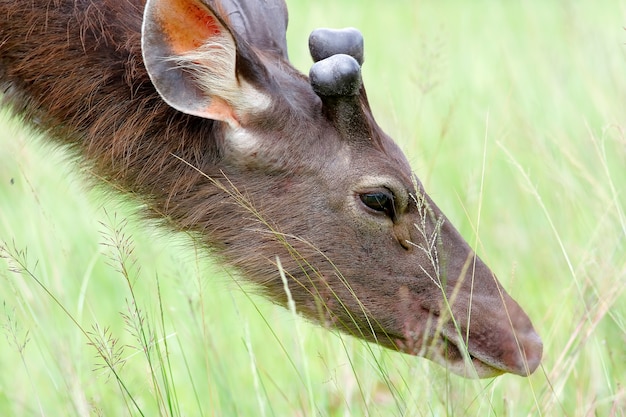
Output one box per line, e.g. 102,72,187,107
454,290,543,377
491,332,542,377
494,298,543,376
508,324,543,376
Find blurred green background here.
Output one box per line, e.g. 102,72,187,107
1,1,625,415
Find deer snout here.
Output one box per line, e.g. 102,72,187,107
512,325,543,376
497,297,543,376
463,294,543,377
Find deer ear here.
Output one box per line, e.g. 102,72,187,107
141,0,269,128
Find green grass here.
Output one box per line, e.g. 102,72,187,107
1,0,625,415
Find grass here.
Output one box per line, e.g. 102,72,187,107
1,0,625,415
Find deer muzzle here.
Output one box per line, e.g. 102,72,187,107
406,282,543,378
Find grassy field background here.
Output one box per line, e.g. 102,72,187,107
1,0,625,415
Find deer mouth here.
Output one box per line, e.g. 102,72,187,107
428,334,506,378
390,328,506,379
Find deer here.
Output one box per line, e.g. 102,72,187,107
0,0,542,378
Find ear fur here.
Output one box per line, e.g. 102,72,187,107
141,0,269,128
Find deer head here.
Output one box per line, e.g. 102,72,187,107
140,0,542,378
0,0,542,378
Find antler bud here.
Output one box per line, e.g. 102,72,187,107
308,28,364,65
309,54,361,97
308,29,370,141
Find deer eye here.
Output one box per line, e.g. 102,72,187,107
359,191,396,219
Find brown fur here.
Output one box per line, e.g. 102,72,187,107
0,0,542,378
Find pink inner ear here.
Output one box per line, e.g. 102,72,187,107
205,97,240,128
155,0,224,54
